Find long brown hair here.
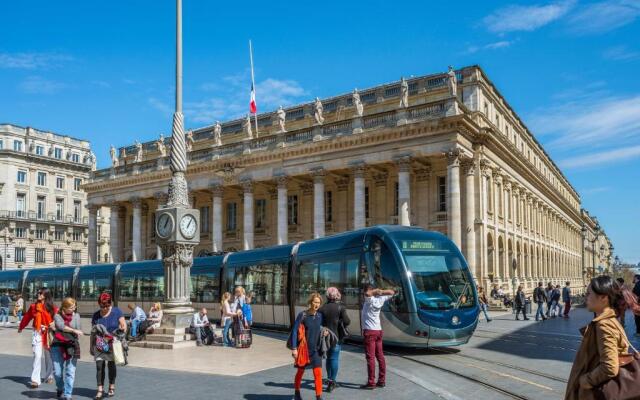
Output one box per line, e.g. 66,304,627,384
590,276,640,315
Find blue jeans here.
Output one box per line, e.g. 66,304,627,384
17,310,23,322
479,304,491,321
326,344,341,382
0,307,9,323
51,346,77,398
131,319,142,337
535,302,546,320
223,319,232,347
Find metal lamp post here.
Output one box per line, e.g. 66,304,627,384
155,0,200,329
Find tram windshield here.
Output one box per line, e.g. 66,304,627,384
400,239,475,310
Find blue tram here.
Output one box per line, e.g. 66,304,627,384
0,225,479,348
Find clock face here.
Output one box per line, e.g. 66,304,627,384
156,213,174,239
179,214,197,239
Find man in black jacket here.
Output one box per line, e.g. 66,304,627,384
533,282,548,321
514,285,529,320
633,275,640,336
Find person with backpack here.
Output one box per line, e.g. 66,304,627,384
533,282,548,321
50,297,83,400
18,287,57,388
319,287,351,393
562,282,572,318
242,293,253,327
289,292,325,400
514,285,529,320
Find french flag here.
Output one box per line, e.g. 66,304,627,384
249,82,257,114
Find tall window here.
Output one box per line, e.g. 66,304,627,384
0,139,3,149
15,227,26,238
506,190,511,220
73,201,81,223
17,170,26,183
394,182,399,216
35,248,45,263
16,193,26,217
438,176,446,212
37,196,46,220
35,145,44,156
13,140,22,152
71,153,80,163
226,202,237,231
365,186,370,219
37,172,47,186
54,249,64,264
15,247,26,263
325,191,332,222
54,229,65,241
287,195,298,225
56,176,65,189
497,183,503,216
199,206,210,234
255,199,266,229
56,199,64,221
54,147,62,159
35,229,46,240
74,178,82,191
72,230,82,241
97,225,102,241
487,177,494,213
72,250,81,264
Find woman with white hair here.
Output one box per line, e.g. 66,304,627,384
319,287,351,393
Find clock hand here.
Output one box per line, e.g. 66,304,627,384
187,219,193,231
163,218,169,229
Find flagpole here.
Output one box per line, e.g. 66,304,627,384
249,39,259,138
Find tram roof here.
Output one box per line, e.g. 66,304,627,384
0,269,26,280
76,263,118,276
118,260,163,273
226,244,295,265
25,266,77,277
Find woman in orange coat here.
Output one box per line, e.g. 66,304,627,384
18,287,58,388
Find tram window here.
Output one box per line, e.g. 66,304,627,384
79,276,95,300
344,255,360,307
95,275,112,296
55,278,72,300
318,259,342,296
296,260,319,305
0,279,20,297
370,240,407,312
119,274,138,301
273,263,287,305
139,274,163,300
244,264,274,305
191,272,219,303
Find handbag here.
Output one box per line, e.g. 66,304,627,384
592,324,640,400
338,305,350,340
112,339,126,366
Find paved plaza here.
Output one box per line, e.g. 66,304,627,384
1,307,639,399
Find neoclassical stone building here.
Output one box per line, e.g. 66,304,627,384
84,65,610,292
0,124,95,269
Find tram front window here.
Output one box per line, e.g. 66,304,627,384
401,241,474,310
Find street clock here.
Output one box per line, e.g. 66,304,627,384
155,207,200,244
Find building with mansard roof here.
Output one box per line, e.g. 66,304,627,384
0,124,100,269
83,65,612,293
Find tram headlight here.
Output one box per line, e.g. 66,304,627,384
451,315,460,325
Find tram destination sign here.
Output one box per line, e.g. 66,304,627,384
401,240,442,251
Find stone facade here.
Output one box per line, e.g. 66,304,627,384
0,124,95,269
84,66,611,293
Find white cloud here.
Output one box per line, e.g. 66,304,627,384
559,145,640,168
0,52,73,69
148,97,172,116
529,94,640,150
483,1,575,33
603,45,640,61
568,0,640,34
19,76,67,94
465,40,515,54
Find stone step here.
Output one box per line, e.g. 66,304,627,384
129,340,196,350
142,333,196,343
152,325,218,336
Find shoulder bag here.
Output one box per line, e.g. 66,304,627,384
338,304,350,340
592,323,640,400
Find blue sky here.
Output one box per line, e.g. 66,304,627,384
1,1,639,263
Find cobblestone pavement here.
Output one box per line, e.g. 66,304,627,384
1,307,639,400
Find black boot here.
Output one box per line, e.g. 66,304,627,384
326,380,336,393
316,396,323,400
294,390,302,400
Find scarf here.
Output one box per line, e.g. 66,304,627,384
34,303,54,348
54,312,81,360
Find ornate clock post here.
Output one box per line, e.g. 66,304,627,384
155,0,200,329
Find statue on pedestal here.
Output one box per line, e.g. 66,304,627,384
213,121,222,146
244,114,253,139
399,77,409,108
134,140,143,163
85,151,97,171
313,97,324,125
277,106,286,132
185,130,194,152
447,66,458,97
110,145,118,168
157,134,167,157
353,89,363,117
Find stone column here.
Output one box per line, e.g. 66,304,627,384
276,176,288,245
446,150,462,249
242,180,254,250
109,203,121,263
88,205,98,264
311,168,326,239
463,160,477,278
352,164,366,230
493,173,502,280
503,180,511,280
131,197,142,261
396,156,411,226
211,185,223,252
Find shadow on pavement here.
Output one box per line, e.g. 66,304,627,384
1,375,32,388
19,390,57,399
244,395,293,400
